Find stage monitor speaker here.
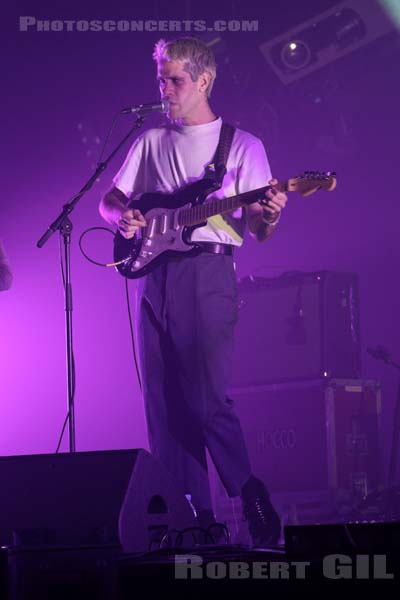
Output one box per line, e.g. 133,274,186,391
0,449,196,553
231,271,361,387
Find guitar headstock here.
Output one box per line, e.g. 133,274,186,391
285,171,337,196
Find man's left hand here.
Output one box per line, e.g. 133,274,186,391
262,178,288,224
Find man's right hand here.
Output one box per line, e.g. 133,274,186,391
117,208,147,239
99,187,147,238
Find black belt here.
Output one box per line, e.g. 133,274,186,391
196,242,234,256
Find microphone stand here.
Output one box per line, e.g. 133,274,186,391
353,348,400,520
37,115,146,453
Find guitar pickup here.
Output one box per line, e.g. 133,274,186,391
160,214,168,234
148,219,156,237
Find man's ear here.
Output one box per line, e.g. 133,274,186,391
198,71,211,94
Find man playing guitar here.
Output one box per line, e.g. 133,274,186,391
100,37,287,546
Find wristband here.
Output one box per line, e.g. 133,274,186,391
262,211,281,227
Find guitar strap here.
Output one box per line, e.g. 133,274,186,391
189,122,235,207
204,122,236,190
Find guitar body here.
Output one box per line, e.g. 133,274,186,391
113,184,210,279
112,171,337,279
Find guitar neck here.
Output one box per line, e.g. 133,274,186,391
176,172,336,226
178,184,276,227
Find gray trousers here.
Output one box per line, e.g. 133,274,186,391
137,252,251,511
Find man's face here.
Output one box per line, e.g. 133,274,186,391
157,60,206,123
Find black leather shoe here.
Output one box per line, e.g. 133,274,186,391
241,476,281,547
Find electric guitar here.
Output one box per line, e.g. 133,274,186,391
113,171,337,279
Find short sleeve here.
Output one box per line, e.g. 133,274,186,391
113,135,145,199
237,138,272,195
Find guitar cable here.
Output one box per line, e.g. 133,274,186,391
124,276,142,392
78,226,126,267
78,227,143,385
78,225,142,390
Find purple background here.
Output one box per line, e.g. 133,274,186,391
1,0,399,488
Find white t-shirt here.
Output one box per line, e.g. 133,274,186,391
113,116,272,247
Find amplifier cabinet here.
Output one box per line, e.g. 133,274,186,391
223,379,382,501
230,271,361,387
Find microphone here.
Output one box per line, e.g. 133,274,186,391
120,99,170,115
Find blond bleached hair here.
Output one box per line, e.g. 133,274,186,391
153,37,217,97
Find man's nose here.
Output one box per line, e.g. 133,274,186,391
163,80,174,95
